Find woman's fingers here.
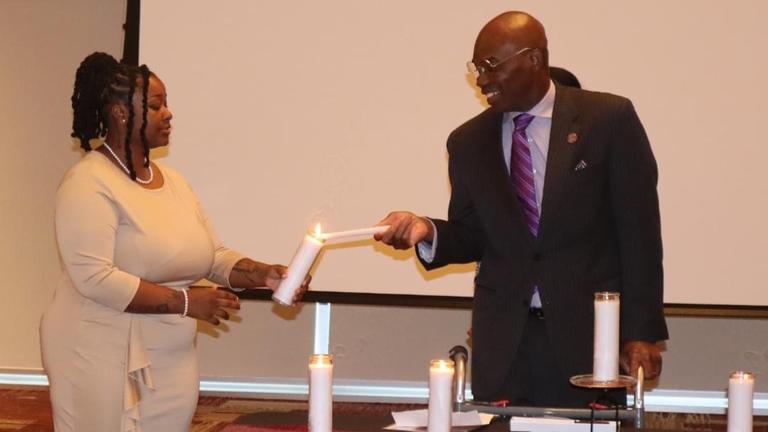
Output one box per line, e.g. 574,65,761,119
216,290,241,309
189,289,240,325
215,308,230,321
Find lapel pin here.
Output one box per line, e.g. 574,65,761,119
567,132,579,144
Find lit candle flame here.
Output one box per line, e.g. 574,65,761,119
314,223,322,237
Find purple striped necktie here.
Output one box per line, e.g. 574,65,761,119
511,113,539,236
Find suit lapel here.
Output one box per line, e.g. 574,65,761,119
538,85,581,244
477,110,535,245
478,111,510,197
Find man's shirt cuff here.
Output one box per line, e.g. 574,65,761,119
416,219,438,263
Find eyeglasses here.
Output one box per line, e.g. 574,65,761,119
467,47,533,77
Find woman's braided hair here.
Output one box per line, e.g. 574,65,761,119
70,52,151,180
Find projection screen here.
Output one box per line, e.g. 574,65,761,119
140,1,768,306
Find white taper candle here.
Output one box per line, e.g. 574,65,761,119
593,292,620,381
309,354,333,432
428,359,454,432
318,225,390,242
728,371,754,432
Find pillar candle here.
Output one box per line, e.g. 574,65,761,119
728,371,754,432
272,232,324,306
428,359,454,432
593,292,620,381
308,354,333,432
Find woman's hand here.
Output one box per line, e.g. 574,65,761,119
186,286,240,325
264,264,311,303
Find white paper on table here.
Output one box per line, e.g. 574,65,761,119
385,409,492,430
509,416,617,432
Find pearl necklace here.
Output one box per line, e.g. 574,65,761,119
102,142,153,185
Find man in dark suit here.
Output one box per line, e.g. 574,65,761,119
375,11,668,407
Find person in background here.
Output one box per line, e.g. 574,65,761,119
40,52,309,431
375,11,667,407
549,66,582,89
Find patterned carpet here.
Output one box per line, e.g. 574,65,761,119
2,387,768,431
0,387,419,431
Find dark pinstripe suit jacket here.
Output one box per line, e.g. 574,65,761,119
421,84,669,400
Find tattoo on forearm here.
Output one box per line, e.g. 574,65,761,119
232,259,264,286
154,290,182,314
128,289,181,314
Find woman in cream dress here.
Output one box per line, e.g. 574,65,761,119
40,52,308,432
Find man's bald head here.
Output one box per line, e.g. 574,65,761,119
472,11,551,112
477,11,548,54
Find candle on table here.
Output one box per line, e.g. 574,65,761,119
317,225,389,242
428,359,454,432
308,354,333,432
728,371,754,432
593,291,620,381
272,225,325,306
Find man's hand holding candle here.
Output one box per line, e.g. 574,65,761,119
375,211,434,250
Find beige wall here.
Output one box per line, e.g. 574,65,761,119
0,0,126,369
1,0,767,396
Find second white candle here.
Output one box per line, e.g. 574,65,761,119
593,292,620,381
727,371,754,432
309,354,333,432
428,359,454,432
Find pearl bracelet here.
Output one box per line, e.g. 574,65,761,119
181,288,189,317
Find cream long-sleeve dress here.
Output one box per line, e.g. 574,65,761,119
40,151,245,432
